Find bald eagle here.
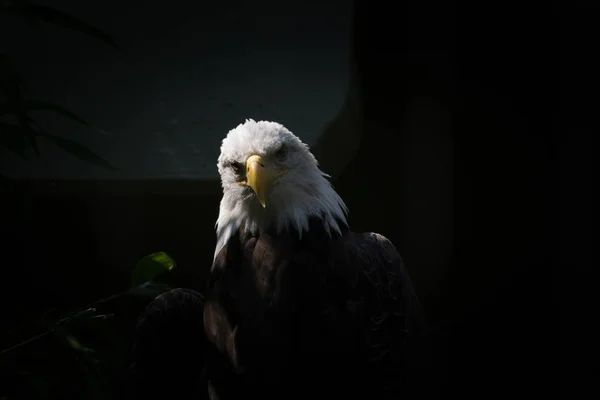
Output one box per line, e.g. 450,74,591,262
204,119,425,399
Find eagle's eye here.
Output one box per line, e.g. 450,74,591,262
230,162,242,174
275,145,287,162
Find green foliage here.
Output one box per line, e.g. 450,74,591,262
131,251,177,288
0,0,121,177
0,121,119,170
1,1,121,50
0,252,177,399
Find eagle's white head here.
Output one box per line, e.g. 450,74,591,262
214,119,348,260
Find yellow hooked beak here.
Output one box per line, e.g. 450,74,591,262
243,154,288,208
245,154,268,208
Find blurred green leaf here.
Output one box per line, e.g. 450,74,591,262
131,252,177,288
14,101,89,126
40,133,118,171
0,54,29,96
0,122,31,160
0,55,38,155
0,4,121,50
0,121,117,170
17,118,37,155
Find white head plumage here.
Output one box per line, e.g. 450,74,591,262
213,119,348,260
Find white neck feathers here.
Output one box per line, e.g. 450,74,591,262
213,172,348,261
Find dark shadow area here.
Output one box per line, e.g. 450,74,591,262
0,0,587,399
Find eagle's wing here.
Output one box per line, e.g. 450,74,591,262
341,232,426,387
128,288,208,399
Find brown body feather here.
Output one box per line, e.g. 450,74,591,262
204,217,424,400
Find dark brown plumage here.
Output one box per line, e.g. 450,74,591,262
204,217,424,400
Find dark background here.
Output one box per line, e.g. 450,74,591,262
1,0,591,398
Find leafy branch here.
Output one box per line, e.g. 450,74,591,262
1,1,122,50
0,0,122,177
0,252,176,357
1,121,118,170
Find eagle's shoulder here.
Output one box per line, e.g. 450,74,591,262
349,232,402,267
333,230,424,365
334,231,405,292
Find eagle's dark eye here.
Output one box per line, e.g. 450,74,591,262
230,162,242,174
275,145,287,161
